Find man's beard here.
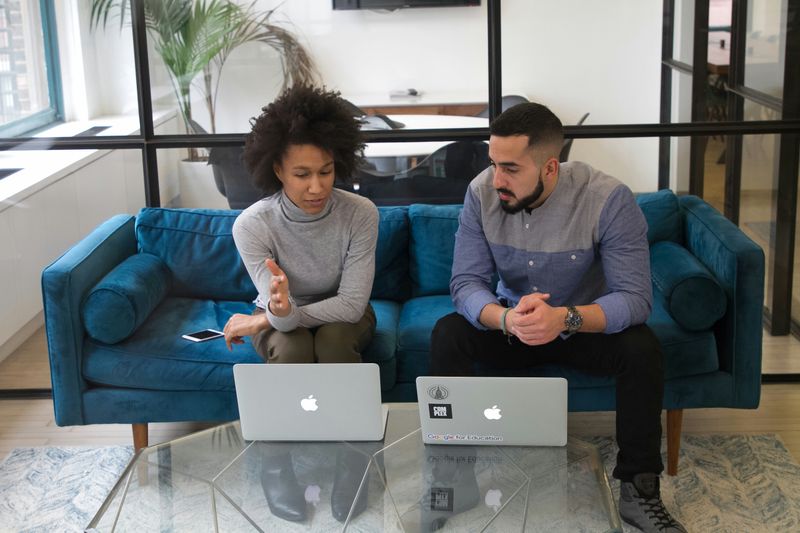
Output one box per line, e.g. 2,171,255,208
497,171,544,214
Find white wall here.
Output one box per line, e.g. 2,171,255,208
0,151,141,363
193,0,662,191
500,0,662,191
0,115,180,362
78,0,665,191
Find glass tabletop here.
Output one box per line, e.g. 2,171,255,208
87,405,621,532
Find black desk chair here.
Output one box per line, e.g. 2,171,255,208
559,112,590,163
476,95,530,118
344,140,489,206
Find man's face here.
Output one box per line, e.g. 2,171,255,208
489,135,545,214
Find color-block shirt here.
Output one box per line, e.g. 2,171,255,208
233,188,378,332
451,161,651,334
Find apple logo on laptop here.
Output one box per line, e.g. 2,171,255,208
483,405,502,420
485,488,503,511
301,395,319,412
305,484,321,506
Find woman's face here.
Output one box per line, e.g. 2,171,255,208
274,144,335,215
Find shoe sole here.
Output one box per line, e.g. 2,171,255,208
621,514,648,532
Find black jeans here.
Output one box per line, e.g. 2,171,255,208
429,312,664,481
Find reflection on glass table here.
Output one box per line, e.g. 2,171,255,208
87,405,621,532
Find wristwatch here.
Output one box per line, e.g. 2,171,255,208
564,306,583,334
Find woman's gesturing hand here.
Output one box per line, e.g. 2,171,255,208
266,258,291,317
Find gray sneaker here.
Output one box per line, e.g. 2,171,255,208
618,473,688,532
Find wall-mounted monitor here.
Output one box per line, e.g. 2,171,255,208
333,0,480,10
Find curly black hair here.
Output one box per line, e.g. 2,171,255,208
243,85,365,194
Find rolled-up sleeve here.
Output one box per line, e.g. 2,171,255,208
594,186,652,333
450,187,498,330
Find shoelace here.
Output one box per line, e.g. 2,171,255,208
637,495,681,529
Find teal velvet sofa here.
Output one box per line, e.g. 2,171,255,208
42,189,764,474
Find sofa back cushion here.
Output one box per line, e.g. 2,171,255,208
408,204,462,296
636,189,682,245
136,208,256,300
372,207,411,301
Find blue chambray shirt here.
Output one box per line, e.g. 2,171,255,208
450,161,652,334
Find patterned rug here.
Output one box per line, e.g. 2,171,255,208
588,434,800,532
0,446,133,532
0,435,798,532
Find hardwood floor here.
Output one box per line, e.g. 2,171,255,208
1,326,800,463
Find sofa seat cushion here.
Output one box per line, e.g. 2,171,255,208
83,297,262,392
647,295,719,379
396,295,456,383
363,299,402,391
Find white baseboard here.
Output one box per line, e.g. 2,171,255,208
0,312,44,365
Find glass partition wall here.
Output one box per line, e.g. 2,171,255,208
1,0,800,398
660,0,800,343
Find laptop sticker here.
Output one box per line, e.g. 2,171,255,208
429,403,453,419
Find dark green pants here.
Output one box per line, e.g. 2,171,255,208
251,304,376,363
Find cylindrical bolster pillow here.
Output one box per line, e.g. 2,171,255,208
82,253,171,344
650,241,727,331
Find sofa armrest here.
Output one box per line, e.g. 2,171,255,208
41,214,137,426
679,195,765,407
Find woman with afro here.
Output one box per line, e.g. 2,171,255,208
223,85,378,365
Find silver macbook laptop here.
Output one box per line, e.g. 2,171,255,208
233,363,386,441
415,376,568,446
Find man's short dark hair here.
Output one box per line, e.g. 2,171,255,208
243,85,365,194
490,103,564,161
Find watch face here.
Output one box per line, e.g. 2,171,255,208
565,306,582,333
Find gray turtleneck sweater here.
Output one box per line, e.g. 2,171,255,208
232,189,378,332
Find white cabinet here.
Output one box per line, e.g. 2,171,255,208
75,151,130,236
0,211,18,347
0,149,145,360
39,173,81,261
9,190,56,322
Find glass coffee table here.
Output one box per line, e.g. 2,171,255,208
87,404,621,532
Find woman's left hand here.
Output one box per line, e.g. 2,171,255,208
223,313,270,351
265,258,291,317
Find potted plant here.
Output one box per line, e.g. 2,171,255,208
90,0,317,138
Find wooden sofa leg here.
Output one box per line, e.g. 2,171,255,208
666,409,683,476
132,423,149,450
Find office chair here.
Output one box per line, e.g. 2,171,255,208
189,120,266,210
476,95,530,118
559,112,590,163
341,98,405,130
345,140,489,205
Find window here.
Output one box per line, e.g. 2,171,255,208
0,0,62,136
